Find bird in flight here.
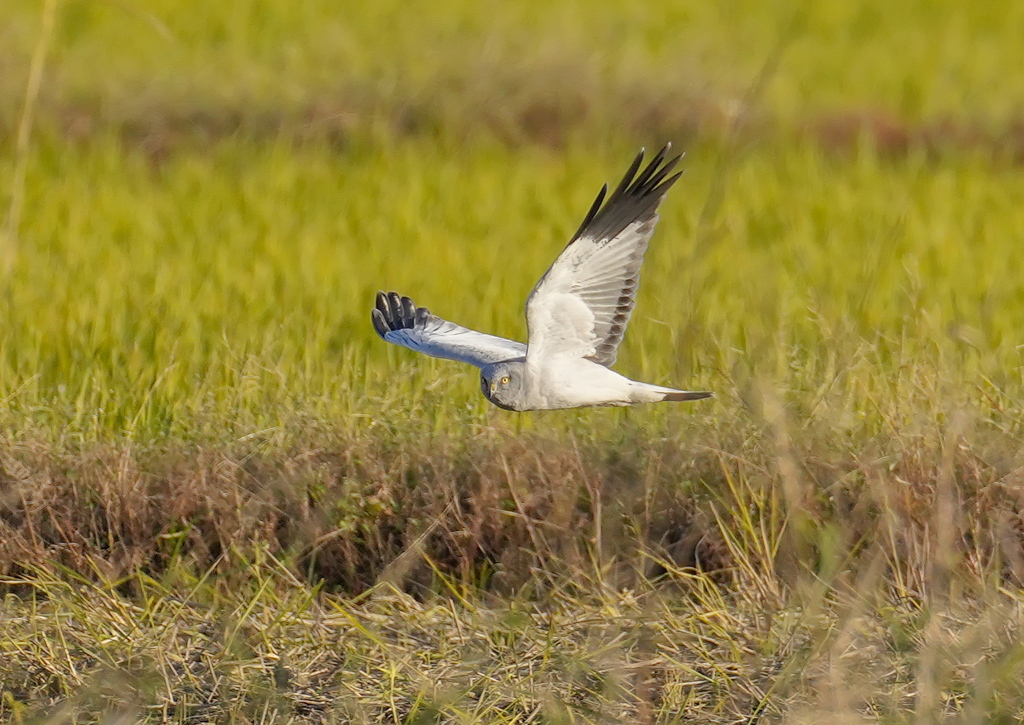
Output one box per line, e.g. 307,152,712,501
372,145,712,411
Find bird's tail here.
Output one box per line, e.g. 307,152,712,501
630,382,713,404
661,390,714,402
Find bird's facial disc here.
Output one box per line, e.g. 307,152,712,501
480,366,519,410
492,372,511,397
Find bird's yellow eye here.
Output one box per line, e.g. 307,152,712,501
501,376,510,385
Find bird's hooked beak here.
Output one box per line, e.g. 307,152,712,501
489,382,497,395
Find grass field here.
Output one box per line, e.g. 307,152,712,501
3,0,1024,722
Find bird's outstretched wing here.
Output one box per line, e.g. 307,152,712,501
525,145,682,367
372,291,526,368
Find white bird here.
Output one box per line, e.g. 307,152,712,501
371,145,712,411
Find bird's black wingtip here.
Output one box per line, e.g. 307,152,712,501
372,290,394,337
371,307,389,338
611,143,686,205
372,290,427,336
651,142,683,162
569,143,686,245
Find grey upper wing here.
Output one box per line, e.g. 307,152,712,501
372,291,526,368
525,145,682,367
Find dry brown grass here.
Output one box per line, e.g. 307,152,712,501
2,405,1024,593
3,410,1024,722
2,408,1023,596
0,426,721,594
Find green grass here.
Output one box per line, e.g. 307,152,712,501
5,0,1024,123
0,136,1022,440
4,0,1024,722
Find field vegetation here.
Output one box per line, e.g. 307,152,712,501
3,0,1024,722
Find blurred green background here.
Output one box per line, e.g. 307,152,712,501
2,0,1023,441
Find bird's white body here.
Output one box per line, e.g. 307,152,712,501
531,357,636,409
371,145,712,412
502,357,677,410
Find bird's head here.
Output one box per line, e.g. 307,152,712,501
481,361,525,411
